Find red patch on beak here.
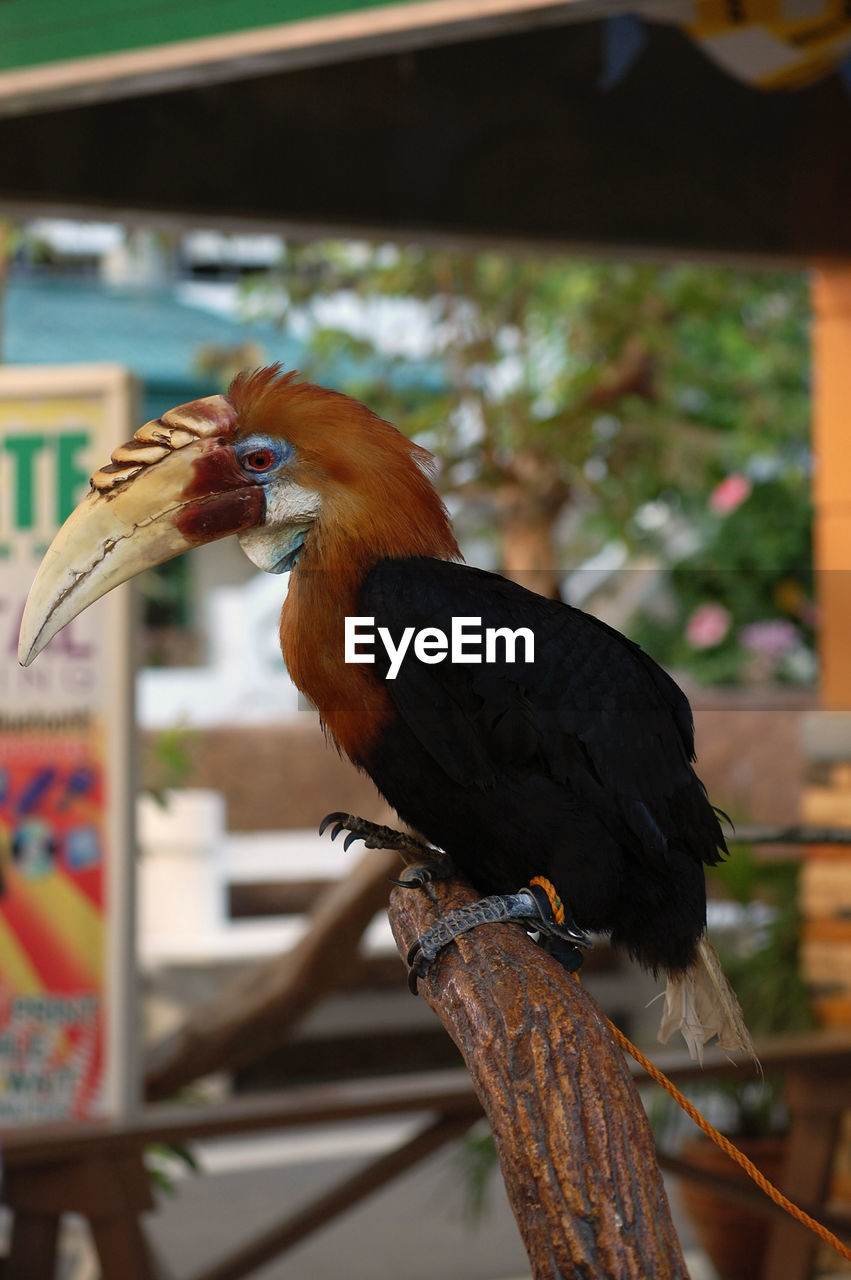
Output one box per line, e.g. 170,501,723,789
176,444,266,542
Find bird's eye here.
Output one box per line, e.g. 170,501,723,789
242,448,277,472
235,436,290,476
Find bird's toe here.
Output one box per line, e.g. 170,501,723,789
318,811,349,837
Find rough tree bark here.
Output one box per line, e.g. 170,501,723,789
389,873,689,1280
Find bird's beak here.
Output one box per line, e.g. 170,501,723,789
18,394,265,666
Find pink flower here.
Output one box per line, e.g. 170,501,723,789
709,474,751,515
685,603,731,650
740,619,799,659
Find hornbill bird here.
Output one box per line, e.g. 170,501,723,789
19,366,751,1061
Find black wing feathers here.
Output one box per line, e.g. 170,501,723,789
360,557,724,869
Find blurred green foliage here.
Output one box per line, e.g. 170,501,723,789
140,725,197,809
244,243,812,685
144,1141,200,1194
710,850,813,1042
630,474,814,685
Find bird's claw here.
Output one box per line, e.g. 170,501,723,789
319,812,450,868
406,938,435,993
388,861,449,889
318,811,348,839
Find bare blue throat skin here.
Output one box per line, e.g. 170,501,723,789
273,529,306,574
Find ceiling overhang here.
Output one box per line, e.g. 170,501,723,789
1,5,849,260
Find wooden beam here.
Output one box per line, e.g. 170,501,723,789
0,0,591,118
188,1112,478,1280
1,22,850,258
813,266,851,709
4,1150,158,1280
0,1069,480,1166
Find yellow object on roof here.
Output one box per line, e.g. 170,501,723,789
669,0,851,87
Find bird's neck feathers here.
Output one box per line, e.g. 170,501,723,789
283,459,459,759
229,368,458,758
304,471,459,574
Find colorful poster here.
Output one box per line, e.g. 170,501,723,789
0,365,136,1123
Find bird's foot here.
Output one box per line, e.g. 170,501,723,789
319,812,451,878
406,882,591,993
389,855,456,890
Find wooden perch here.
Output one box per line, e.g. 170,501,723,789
144,845,398,1100
389,874,689,1280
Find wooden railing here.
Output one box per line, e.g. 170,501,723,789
5,827,851,1278
5,1034,851,1280
1,1069,482,1280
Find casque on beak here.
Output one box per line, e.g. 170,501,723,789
18,394,265,666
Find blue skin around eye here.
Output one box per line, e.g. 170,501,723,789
235,436,292,475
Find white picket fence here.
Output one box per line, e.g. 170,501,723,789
136,789,394,967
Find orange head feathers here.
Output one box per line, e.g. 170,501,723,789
227,366,460,574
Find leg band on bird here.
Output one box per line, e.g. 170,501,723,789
321,814,589,987
406,883,590,992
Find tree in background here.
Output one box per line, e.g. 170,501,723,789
243,243,812,685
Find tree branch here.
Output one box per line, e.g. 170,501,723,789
144,846,398,1101
388,874,689,1280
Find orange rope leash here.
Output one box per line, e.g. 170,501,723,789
609,1016,851,1262
530,874,567,924
529,874,851,1261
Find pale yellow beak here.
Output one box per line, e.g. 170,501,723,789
18,394,262,666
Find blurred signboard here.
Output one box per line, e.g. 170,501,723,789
0,364,137,1123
